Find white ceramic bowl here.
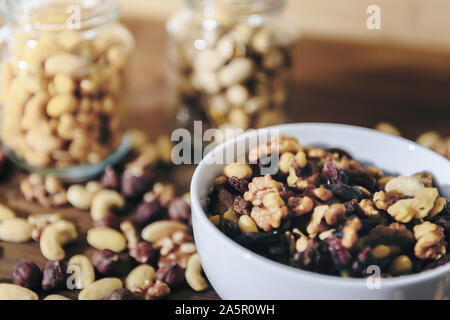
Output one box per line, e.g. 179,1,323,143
190,123,450,300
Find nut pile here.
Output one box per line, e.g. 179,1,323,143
168,18,292,133
0,130,209,300
0,22,133,168
209,135,449,277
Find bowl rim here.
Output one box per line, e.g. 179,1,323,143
191,122,450,289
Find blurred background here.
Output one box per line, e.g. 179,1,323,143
118,0,450,149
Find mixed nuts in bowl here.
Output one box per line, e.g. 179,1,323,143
190,123,450,299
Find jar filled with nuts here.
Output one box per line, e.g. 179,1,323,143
0,0,134,180
166,0,293,134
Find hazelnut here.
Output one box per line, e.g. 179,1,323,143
129,242,158,265
136,200,162,226
145,280,170,300
42,260,68,291
121,169,152,199
12,260,42,290
155,263,185,288
105,288,135,300
91,249,120,275
100,166,120,190
94,213,121,230
168,198,191,223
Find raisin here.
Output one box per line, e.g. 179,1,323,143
322,157,347,185
424,254,450,271
326,184,363,201
291,240,331,273
215,189,234,214
235,230,282,247
228,177,249,194
233,196,251,216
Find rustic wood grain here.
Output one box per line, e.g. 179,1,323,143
0,17,449,300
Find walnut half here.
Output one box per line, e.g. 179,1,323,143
413,222,446,260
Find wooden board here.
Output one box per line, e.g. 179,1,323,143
0,18,449,300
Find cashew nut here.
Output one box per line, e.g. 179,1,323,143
40,219,78,260
90,190,125,221
0,218,33,243
125,264,155,292
141,220,189,243
0,283,38,300
78,278,122,300
185,253,208,292
87,228,127,252
0,203,15,221
68,254,96,289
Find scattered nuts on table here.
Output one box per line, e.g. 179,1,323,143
209,135,449,277
28,213,61,241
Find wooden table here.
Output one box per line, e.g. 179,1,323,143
0,18,449,300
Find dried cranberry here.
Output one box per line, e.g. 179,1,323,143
324,236,352,271
228,177,249,193
322,157,347,185
215,189,234,215
343,200,359,215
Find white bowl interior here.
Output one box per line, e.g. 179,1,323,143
191,123,450,299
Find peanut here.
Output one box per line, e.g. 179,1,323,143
223,163,253,180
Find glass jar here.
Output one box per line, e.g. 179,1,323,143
0,0,134,180
166,0,293,135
